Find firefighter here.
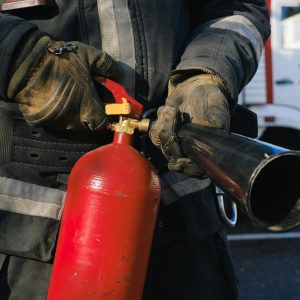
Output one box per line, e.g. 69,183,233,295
0,1,270,299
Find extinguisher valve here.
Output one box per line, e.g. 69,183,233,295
97,77,151,135
107,116,150,135
105,98,150,134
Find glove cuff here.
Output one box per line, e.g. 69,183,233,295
9,29,44,76
8,34,50,100
169,69,233,111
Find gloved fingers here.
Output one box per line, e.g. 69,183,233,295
9,37,114,132
47,40,121,80
201,84,230,130
15,61,80,126
93,52,122,79
80,92,108,131
207,100,230,131
49,41,113,130
149,103,206,177
149,105,181,149
150,74,231,178
158,129,182,161
159,130,205,178
16,58,108,131
168,158,206,179
164,87,184,107
72,41,122,79
150,110,205,177
178,81,230,130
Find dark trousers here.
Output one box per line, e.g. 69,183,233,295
143,229,238,300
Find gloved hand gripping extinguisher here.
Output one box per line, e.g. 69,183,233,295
47,78,161,300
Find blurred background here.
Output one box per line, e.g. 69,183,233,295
227,2,300,299
227,215,300,300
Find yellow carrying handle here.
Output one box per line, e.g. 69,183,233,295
105,98,131,116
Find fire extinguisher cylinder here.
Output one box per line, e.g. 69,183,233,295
47,93,160,300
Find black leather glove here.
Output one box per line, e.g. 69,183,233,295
7,34,121,131
150,74,230,177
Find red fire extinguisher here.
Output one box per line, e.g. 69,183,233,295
47,78,160,300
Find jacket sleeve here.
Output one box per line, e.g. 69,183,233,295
0,14,42,100
174,0,271,109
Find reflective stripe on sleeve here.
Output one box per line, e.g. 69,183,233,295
202,15,264,63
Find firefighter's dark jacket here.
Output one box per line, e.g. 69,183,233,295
0,1,270,261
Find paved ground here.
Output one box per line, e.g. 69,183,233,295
230,239,300,300
227,213,300,300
